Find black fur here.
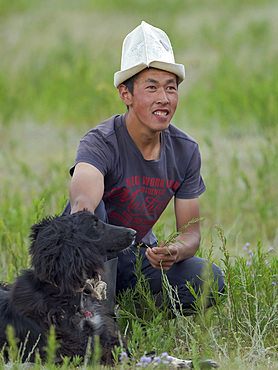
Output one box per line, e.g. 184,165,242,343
0,210,136,364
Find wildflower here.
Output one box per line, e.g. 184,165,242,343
265,261,271,268
243,242,250,251
166,355,175,362
248,250,254,257
153,356,162,363
139,356,152,364
161,352,169,358
268,247,274,252
246,261,252,266
119,352,129,361
271,282,276,286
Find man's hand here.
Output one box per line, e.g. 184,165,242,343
145,197,202,271
145,243,180,271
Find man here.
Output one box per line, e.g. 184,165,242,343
66,21,225,312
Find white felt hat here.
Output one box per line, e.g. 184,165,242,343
114,21,185,88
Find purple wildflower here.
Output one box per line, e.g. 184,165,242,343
161,352,169,358
246,261,252,266
153,356,162,363
119,352,128,361
271,282,276,286
140,356,152,364
243,242,250,251
166,355,175,362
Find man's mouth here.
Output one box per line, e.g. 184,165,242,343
153,110,168,117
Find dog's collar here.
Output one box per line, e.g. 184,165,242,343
44,276,106,297
85,278,107,300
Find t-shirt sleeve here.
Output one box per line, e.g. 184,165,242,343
175,144,206,199
70,130,113,176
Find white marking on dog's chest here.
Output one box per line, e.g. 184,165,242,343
80,292,103,333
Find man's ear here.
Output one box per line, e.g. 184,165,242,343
118,84,132,108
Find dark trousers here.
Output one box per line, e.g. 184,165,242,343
63,201,225,310
117,244,225,310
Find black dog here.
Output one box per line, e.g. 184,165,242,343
0,210,136,364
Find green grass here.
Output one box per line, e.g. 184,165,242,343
116,233,277,369
0,0,277,368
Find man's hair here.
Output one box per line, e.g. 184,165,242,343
122,73,139,96
122,73,139,110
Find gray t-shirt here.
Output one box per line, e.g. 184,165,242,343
71,114,206,245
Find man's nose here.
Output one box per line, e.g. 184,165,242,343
156,88,169,104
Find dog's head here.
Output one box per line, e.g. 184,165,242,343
29,210,136,296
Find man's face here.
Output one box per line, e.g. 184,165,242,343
127,68,179,134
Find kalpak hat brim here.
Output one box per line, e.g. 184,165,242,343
114,21,185,88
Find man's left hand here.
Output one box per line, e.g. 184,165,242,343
145,243,179,271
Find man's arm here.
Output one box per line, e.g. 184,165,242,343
69,162,104,214
145,197,201,270
172,197,201,260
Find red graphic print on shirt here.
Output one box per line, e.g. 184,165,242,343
104,175,180,241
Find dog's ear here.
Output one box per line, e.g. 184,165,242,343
29,213,104,296
29,215,58,246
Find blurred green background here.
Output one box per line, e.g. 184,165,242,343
1,0,277,267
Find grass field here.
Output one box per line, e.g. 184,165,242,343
0,0,277,368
